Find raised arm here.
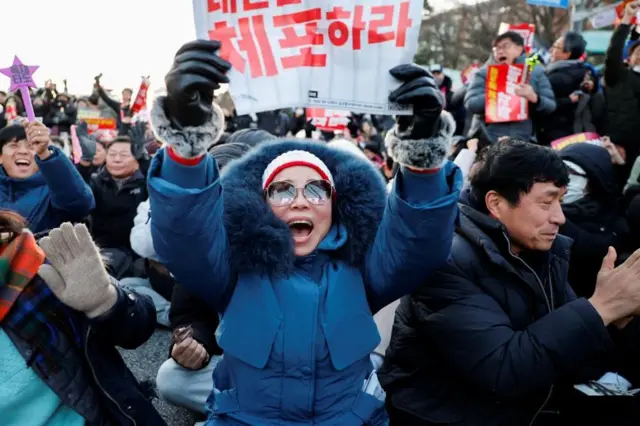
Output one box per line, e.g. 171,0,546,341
365,64,461,313
24,121,94,217
147,40,233,312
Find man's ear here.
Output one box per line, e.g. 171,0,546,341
485,190,505,221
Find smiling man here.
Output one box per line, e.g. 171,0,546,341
0,121,94,234
381,139,640,425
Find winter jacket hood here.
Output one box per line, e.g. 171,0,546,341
220,140,386,277
559,142,618,198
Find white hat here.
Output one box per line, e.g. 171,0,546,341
262,150,334,190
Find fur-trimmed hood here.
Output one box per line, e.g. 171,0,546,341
220,140,387,277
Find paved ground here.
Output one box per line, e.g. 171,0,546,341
119,329,200,426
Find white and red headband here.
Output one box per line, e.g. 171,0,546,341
262,150,334,190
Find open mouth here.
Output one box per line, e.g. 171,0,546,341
14,159,31,170
288,219,314,242
496,56,507,63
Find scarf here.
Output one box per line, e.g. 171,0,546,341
0,230,44,320
0,231,82,375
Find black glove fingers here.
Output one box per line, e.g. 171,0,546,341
175,40,222,57
389,64,431,82
174,50,231,76
173,61,230,85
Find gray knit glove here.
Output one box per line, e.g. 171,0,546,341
38,223,118,318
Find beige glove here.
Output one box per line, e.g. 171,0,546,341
38,223,117,318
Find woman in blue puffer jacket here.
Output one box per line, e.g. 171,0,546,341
148,40,461,425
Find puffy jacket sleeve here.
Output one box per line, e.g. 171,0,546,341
417,258,615,398
531,67,556,114
35,146,95,217
605,24,631,87
130,199,156,260
464,67,487,115
147,99,231,311
89,283,156,349
363,162,461,313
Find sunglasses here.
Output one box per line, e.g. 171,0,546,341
265,179,333,207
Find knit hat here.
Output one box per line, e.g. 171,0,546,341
262,150,334,190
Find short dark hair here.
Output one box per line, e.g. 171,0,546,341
0,125,27,151
470,139,569,212
563,32,586,60
494,31,525,48
0,91,6,97
122,88,133,95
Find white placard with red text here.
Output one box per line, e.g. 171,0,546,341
307,108,350,131
193,0,421,115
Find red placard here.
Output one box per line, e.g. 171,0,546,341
307,108,350,131
130,78,150,116
550,132,602,151
485,64,528,123
498,23,535,54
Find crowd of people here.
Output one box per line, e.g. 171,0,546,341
4,2,640,425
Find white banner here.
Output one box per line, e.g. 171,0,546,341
193,0,422,115
589,4,620,29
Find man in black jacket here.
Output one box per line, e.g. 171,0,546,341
538,32,594,145
604,1,640,178
90,134,148,278
380,140,640,426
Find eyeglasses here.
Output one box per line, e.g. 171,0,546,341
493,42,514,52
265,180,333,207
107,151,133,159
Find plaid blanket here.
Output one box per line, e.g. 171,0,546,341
0,231,81,374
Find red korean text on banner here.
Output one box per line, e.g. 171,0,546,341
498,23,535,54
461,64,480,85
83,118,117,134
130,78,150,116
485,64,529,124
307,108,350,131
207,0,414,77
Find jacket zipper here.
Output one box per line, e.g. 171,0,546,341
84,325,137,426
502,234,554,426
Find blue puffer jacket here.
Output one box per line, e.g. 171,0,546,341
148,101,461,425
0,146,95,234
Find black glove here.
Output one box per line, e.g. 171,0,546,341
76,121,97,162
128,121,149,161
388,64,444,140
304,118,316,139
164,40,231,129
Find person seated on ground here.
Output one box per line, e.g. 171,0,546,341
147,41,460,424
380,139,640,426
125,142,251,328
558,142,630,297
89,127,148,278
0,121,94,235
74,121,107,183
0,212,163,425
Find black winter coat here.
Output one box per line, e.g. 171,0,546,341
90,168,147,249
538,60,591,145
604,24,640,159
380,204,640,426
169,283,223,358
559,143,630,297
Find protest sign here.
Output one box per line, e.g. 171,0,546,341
77,107,117,134
192,0,422,115
307,108,350,131
0,56,39,122
550,132,602,151
498,23,535,54
590,4,620,29
130,77,150,116
526,0,569,9
485,64,528,123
